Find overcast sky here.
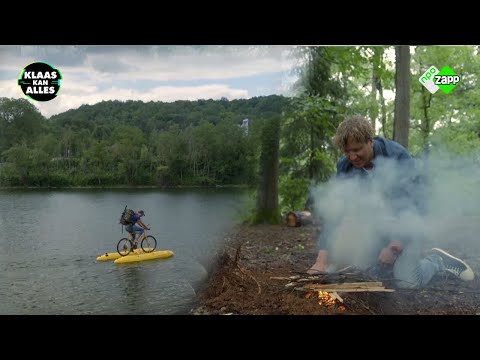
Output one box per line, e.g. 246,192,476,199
0,45,299,118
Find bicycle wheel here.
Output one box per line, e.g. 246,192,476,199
117,238,133,256
141,235,157,253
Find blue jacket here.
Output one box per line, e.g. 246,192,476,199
336,137,412,178
337,137,424,211
317,137,426,250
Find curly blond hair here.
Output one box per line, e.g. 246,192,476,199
333,116,374,150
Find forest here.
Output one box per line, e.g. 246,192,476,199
0,95,289,188
1,45,479,220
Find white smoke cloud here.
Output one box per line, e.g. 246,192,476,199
310,149,480,272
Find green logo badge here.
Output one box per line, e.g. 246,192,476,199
419,66,460,94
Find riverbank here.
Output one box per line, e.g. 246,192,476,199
191,223,480,315
0,184,251,190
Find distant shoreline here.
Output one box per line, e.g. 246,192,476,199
0,184,251,190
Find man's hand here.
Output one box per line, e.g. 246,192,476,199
307,250,329,274
378,240,403,266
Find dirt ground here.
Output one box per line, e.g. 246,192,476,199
191,222,480,315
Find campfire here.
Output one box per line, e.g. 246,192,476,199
272,267,394,313
306,290,347,311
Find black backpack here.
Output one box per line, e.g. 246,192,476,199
119,206,135,225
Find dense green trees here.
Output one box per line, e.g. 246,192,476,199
279,45,480,214
2,46,479,223
0,95,289,187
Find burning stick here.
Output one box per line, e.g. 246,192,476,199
329,291,344,303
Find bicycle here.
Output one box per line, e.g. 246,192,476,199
117,228,157,256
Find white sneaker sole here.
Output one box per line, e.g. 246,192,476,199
431,248,475,281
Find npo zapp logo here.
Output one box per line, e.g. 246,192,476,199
419,65,460,94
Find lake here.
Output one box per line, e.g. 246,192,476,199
0,188,249,315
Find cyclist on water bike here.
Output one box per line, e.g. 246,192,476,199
125,210,150,249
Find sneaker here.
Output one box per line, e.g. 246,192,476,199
431,248,475,281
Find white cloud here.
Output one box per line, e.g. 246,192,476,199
82,45,296,81
0,45,299,118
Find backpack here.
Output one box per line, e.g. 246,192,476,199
119,207,135,225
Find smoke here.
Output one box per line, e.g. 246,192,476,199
420,150,480,249
310,149,480,271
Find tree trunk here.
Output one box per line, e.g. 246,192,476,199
393,46,411,149
421,85,432,154
370,48,381,132
375,73,388,138
254,117,281,224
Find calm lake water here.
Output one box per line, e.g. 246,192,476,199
0,188,249,315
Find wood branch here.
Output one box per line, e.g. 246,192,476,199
329,291,344,303
270,276,299,281
283,273,374,287
236,263,262,295
296,287,394,293
274,268,390,295
294,281,394,293
248,272,262,295
337,266,354,273
304,281,384,289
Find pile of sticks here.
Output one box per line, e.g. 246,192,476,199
271,267,394,297
297,281,394,293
